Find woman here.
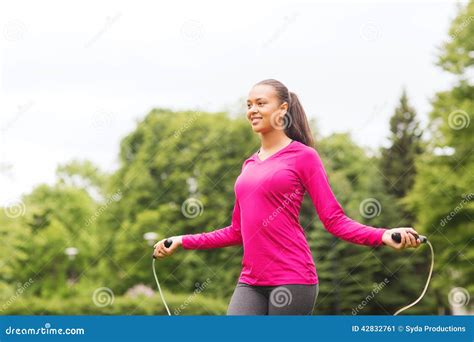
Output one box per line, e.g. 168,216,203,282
153,79,422,315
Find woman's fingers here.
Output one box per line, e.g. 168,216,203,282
409,231,418,246
153,248,162,258
402,230,411,247
384,227,422,250
162,245,171,256
154,240,166,258
405,227,420,247
153,238,175,258
155,248,168,259
399,230,406,248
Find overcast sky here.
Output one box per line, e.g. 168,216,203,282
0,0,465,205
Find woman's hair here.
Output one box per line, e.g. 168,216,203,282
254,79,315,147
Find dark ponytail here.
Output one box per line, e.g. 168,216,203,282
255,79,315,148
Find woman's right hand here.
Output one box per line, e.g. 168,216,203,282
382,227,421,250
153,236,183,259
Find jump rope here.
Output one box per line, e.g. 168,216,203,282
152,232,434,316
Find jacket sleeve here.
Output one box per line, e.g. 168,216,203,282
295,148,386,246
181,197,243,249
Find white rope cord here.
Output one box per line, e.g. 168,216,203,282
152,240,433,316
393,241,434,316
153,258,171,316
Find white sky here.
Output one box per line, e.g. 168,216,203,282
0,0,464,205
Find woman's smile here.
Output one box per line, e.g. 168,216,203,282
251,116,263,125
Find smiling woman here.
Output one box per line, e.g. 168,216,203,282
246,79,314,150
153,79,422,315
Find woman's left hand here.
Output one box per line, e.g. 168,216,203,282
382,227,422,250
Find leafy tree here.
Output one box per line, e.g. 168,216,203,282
13,162,105,298
380,90,423,216
307,133,401,314
375,90,434,314
405,0,474,314
101,109,259,298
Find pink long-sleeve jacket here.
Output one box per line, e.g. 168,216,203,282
182,140,386,286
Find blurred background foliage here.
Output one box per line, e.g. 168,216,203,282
0,1,472,315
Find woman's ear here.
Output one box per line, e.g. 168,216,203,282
280,101,289,114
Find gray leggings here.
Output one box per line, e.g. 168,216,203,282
227,282,319,315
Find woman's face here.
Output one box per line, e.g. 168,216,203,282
246,84,288,133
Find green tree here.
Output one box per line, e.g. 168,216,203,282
380,90,423,217
405,0,474,314
0,211,31,301
101,109,259,300
376,90,434,314
16,161,105,298
307,133,401,314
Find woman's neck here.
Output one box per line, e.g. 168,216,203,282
259,130,292,153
